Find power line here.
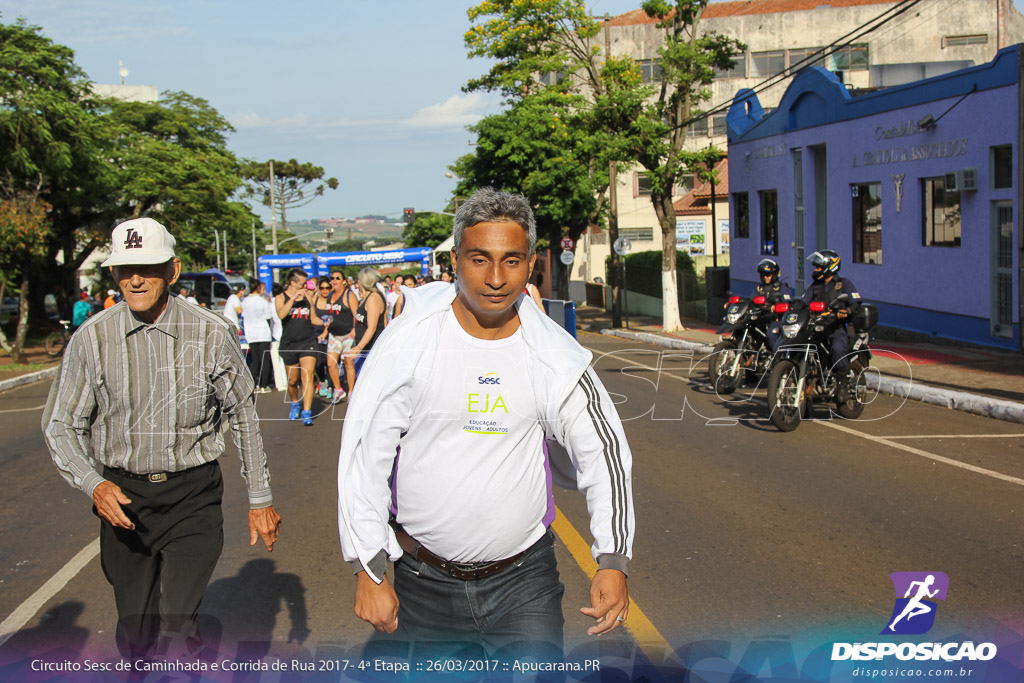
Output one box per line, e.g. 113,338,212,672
673,0,926,133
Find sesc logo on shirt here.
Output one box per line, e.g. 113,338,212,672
478,373,501,385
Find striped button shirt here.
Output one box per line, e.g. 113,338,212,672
42,295,272,508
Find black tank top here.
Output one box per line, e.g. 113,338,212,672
355,290,385,351
280,293,314,345
326,290,354,336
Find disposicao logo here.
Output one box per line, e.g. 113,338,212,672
831,571,998,663
882,571,948,635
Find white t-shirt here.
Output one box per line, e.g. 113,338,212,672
241,294,274,343
392,309,548,562
385,290,399,321
223,293,243,329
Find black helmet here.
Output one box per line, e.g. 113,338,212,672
808,249,840,282
756,258,780,283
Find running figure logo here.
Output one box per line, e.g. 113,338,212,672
881,572,949,635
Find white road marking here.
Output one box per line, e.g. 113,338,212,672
0,537,100,648
878,434,1024,440
0,403,46,414
820,421,1024,487
586,342,1024,488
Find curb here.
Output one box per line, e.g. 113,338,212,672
0,366,59,394
598,328,1024,425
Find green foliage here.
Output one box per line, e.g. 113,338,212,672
605,249,697,299
402,212,452,249
241,158,339,233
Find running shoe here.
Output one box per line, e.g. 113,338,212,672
331,388,347,404
289,401,301,420
301,409,313,426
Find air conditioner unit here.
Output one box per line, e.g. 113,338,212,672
961,166,978,191
944,171,959,192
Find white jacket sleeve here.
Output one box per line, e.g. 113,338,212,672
554,366,635,574
337,382,411,583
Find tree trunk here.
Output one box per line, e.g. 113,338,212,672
0,274,11,353
11,279,30,364
653,192,683,333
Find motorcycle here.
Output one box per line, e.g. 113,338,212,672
709,294,775,394
765,294,878,432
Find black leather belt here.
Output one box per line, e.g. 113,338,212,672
390,522,531,581
104,461,212,484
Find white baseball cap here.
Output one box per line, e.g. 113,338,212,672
101,217,177,267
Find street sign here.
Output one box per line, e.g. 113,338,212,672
613,237,632,256
560,250,575,265
560,236,574,251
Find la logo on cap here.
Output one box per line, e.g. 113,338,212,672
125,228,144,249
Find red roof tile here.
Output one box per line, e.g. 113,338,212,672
673,157,729,214
607,0,893,26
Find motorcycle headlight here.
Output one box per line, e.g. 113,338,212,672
726,311,741,324
783,323,801,338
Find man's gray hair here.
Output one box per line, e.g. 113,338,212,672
356,266,380,291
453,187,537,255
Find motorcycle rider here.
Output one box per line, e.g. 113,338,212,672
802,249,862,377
757,258,792,353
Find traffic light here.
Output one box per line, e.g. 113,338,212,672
404,208,415,225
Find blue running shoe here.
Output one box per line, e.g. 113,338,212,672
289,401,301,420
301,409,313,426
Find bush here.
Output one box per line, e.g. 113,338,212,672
605,250,699,301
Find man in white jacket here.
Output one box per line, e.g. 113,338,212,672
338,187,634,660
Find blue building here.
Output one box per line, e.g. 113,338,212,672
727,45,1021,350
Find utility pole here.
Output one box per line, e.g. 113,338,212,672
251,218,257,275
214,230,221,271
605,13,622,328
269,160,279,254
223,230,229,271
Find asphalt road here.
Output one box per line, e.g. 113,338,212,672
1,331,1022,679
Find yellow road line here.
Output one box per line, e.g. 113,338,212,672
551,507,680,666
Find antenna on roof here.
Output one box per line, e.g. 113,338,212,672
119,60,129,86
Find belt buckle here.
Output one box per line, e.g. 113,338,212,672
148,472,168,483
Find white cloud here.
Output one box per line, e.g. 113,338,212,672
230,112,309,129
403,93,491,129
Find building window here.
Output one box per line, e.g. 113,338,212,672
945,34,988,47
712,113,728,137
760,190,778,255
733,192,749,239
538,70,565,86
686,117,709,137
789,47,826,72
992,145,1013,189
922,176,961,247
751,50,785,78
828,44,869,71
621,227,655,241
676,173,696,195
852,183,882,265
637,59,662,83
714,54,747,79
636,172,652,196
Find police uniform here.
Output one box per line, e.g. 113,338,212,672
801,276,862,373
760,280,792,352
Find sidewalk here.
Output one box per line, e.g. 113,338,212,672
575,305,1024,424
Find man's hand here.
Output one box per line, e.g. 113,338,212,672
249,506,282,551
92,480,134,529
580,569,629,636
354,571,399,633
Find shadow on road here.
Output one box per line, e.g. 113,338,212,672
0,601,90,672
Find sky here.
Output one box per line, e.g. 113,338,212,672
3,0,1024,224
0,0,640,224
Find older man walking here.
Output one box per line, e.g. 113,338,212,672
43,217,282,659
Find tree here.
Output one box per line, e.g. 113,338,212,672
463,0,742,330
621,0,743,331
242,159,339,236
403,212,452,249
0,197,52,362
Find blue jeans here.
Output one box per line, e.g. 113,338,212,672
371,528,565,663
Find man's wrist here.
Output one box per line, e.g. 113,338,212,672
597,553,630,576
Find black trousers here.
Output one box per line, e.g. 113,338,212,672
248,341,273,389
99,461,224,659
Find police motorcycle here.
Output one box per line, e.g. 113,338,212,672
709,293,774,394
765,294,878,432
